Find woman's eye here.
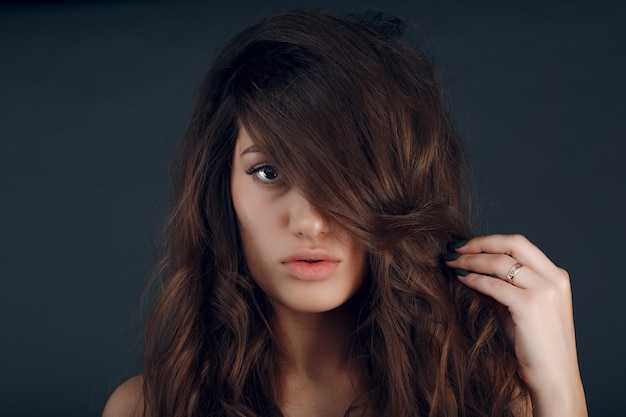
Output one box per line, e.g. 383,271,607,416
246,164,282,184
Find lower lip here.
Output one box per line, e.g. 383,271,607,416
281,261,339,281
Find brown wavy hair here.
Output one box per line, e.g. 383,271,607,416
143,9,527,417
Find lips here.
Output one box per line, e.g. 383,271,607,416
281,249,340,281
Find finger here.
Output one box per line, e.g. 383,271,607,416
453,234,556,273
456,272,522,308
447,253,535,288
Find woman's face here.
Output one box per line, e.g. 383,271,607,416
231,127,367,314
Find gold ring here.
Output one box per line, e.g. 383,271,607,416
506,262,523,286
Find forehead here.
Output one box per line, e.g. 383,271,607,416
234,126,255,154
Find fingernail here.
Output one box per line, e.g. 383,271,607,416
454,268,469,277
450,239,468,249
443,252,461,261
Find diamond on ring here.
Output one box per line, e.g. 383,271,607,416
506,262,523,285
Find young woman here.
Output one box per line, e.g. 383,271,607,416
103,9,587,417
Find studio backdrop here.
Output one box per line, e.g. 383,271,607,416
0,1,624,416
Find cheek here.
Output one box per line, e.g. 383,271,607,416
233,188,274,244
231,180,284,274
233,203,279,297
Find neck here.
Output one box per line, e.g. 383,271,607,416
271,298,359,380
269,296,369,416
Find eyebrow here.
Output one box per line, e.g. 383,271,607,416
240,145,261,156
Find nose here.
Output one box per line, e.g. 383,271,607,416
287,189,327,240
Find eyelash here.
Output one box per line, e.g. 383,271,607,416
245,163,283,184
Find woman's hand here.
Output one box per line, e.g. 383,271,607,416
445,234,587,417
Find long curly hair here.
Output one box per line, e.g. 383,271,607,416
143,9,527,417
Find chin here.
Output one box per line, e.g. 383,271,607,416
271,290,359,314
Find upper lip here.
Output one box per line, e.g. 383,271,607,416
281,248,340,263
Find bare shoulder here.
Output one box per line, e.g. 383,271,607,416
102,375,145,417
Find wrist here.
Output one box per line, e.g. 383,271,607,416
530,378,587,417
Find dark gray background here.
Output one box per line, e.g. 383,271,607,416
1,0,624,416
